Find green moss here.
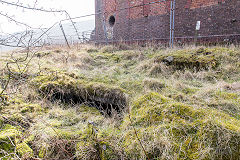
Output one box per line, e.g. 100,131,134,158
0,124,20,139
207,100,240,117
47,119,63,127
154,48,219,70
0,98,45,135
130,93,204,126
38,145,48,158
20,103,43,113
120,50,141,60
215,90,239,100
97,52,121,62
121,126,173,159
181,87,199,95
31,106,105,146
16,142,33,157
31,73,127,113
75,124,121,160
0,125,21,158
131,92,169,111
121,92,240,159
6,98,43,114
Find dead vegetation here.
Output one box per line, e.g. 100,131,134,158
0,44,240,159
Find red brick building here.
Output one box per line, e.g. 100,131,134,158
95,0,240,44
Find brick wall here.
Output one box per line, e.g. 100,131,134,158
188,0,225,9
104,0,117,19
95,0,240,44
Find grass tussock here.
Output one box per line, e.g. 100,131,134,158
0,45,240,159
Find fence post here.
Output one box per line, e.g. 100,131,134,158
172,0,175,48
169,0,173,48
59,23,71,48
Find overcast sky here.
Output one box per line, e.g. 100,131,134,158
0,0,95,34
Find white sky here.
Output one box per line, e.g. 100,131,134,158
0,0,95,34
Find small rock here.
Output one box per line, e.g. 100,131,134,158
164,56,174,63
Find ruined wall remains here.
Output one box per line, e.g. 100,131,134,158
95,0,240,44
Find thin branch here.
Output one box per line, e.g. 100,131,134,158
0,0,64,13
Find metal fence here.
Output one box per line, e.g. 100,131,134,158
93,0,240,46
0,0,239,51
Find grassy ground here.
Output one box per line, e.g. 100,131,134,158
0,44,240,159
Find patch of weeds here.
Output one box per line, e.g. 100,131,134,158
93,52,121,63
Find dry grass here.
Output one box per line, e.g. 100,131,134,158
0,44,240,159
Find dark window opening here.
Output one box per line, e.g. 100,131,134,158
109,15,116,27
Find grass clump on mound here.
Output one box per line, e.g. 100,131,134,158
120,92,240,159
154,48,219,70
31,72,128,115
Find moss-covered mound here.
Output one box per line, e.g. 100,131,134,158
154,48,219,70
120,92,240,159
31,73,128,115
